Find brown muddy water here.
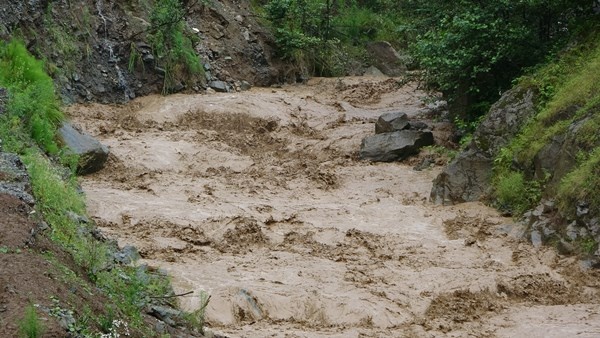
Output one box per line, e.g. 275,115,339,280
69,77,600,337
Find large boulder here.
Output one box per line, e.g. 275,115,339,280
430,85,538,204
375,112,410,134
359,130,434,162
365,41,408,77
430,149,492,204
58,123,109,175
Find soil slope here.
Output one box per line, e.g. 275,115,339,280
70,77,600,337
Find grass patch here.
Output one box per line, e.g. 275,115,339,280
494,171,543,216
0,39,63,154
509,33,600,167
557,147,600,218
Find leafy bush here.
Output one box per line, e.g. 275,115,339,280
148,0,204,94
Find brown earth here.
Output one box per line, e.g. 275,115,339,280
0,193,103,337
70,76,600,337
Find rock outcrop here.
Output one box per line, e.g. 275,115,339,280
58,123,109,175
430,85,538,204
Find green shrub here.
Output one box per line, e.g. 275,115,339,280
18,304,45,338
148,0,204,94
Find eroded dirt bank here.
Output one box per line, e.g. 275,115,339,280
70,77,600,337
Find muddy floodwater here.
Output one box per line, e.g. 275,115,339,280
70,77,600,337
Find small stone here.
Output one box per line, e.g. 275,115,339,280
577,202,590,218
557,239,575,255
359,130,434,162
154,321,167,333
542,199,556,213
566,221,579,241
142,53,155,62
38,221,49,231
66,210,89,225
234,15,243,23
149,305,182,326
530,230,542,247
240,80,251,91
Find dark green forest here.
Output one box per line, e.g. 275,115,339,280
259,0,598,118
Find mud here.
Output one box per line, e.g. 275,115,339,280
71,77,600,337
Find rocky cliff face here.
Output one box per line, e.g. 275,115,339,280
431,74,600,255
0,0,284,104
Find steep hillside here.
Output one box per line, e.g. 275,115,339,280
0,0,284,104
432,30,600,259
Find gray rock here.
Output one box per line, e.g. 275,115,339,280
408,121,430,131
142,53,155,63
240,80,252,91
577,202,590,218
430,148,492,204
365,41,407,77
58,311,76,330
375,112,409,134
208,80,230,93
66,210,89,225
58,122,109,175
0,153,34,205
566,221,579,241
431,85,537,204
114,245,141,265
359,130,434,162
149,305,183,326
0,182,35,205
363,66,386,77
531,230,542,248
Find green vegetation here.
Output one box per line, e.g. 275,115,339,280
491,31,600,217
557,148,600,219
148,0,204,94
260,0,596,119
183,291,211,335
18,304,45,338
405,0,594,118
0,40,63,154
0,39,205,335
262,0,406,76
